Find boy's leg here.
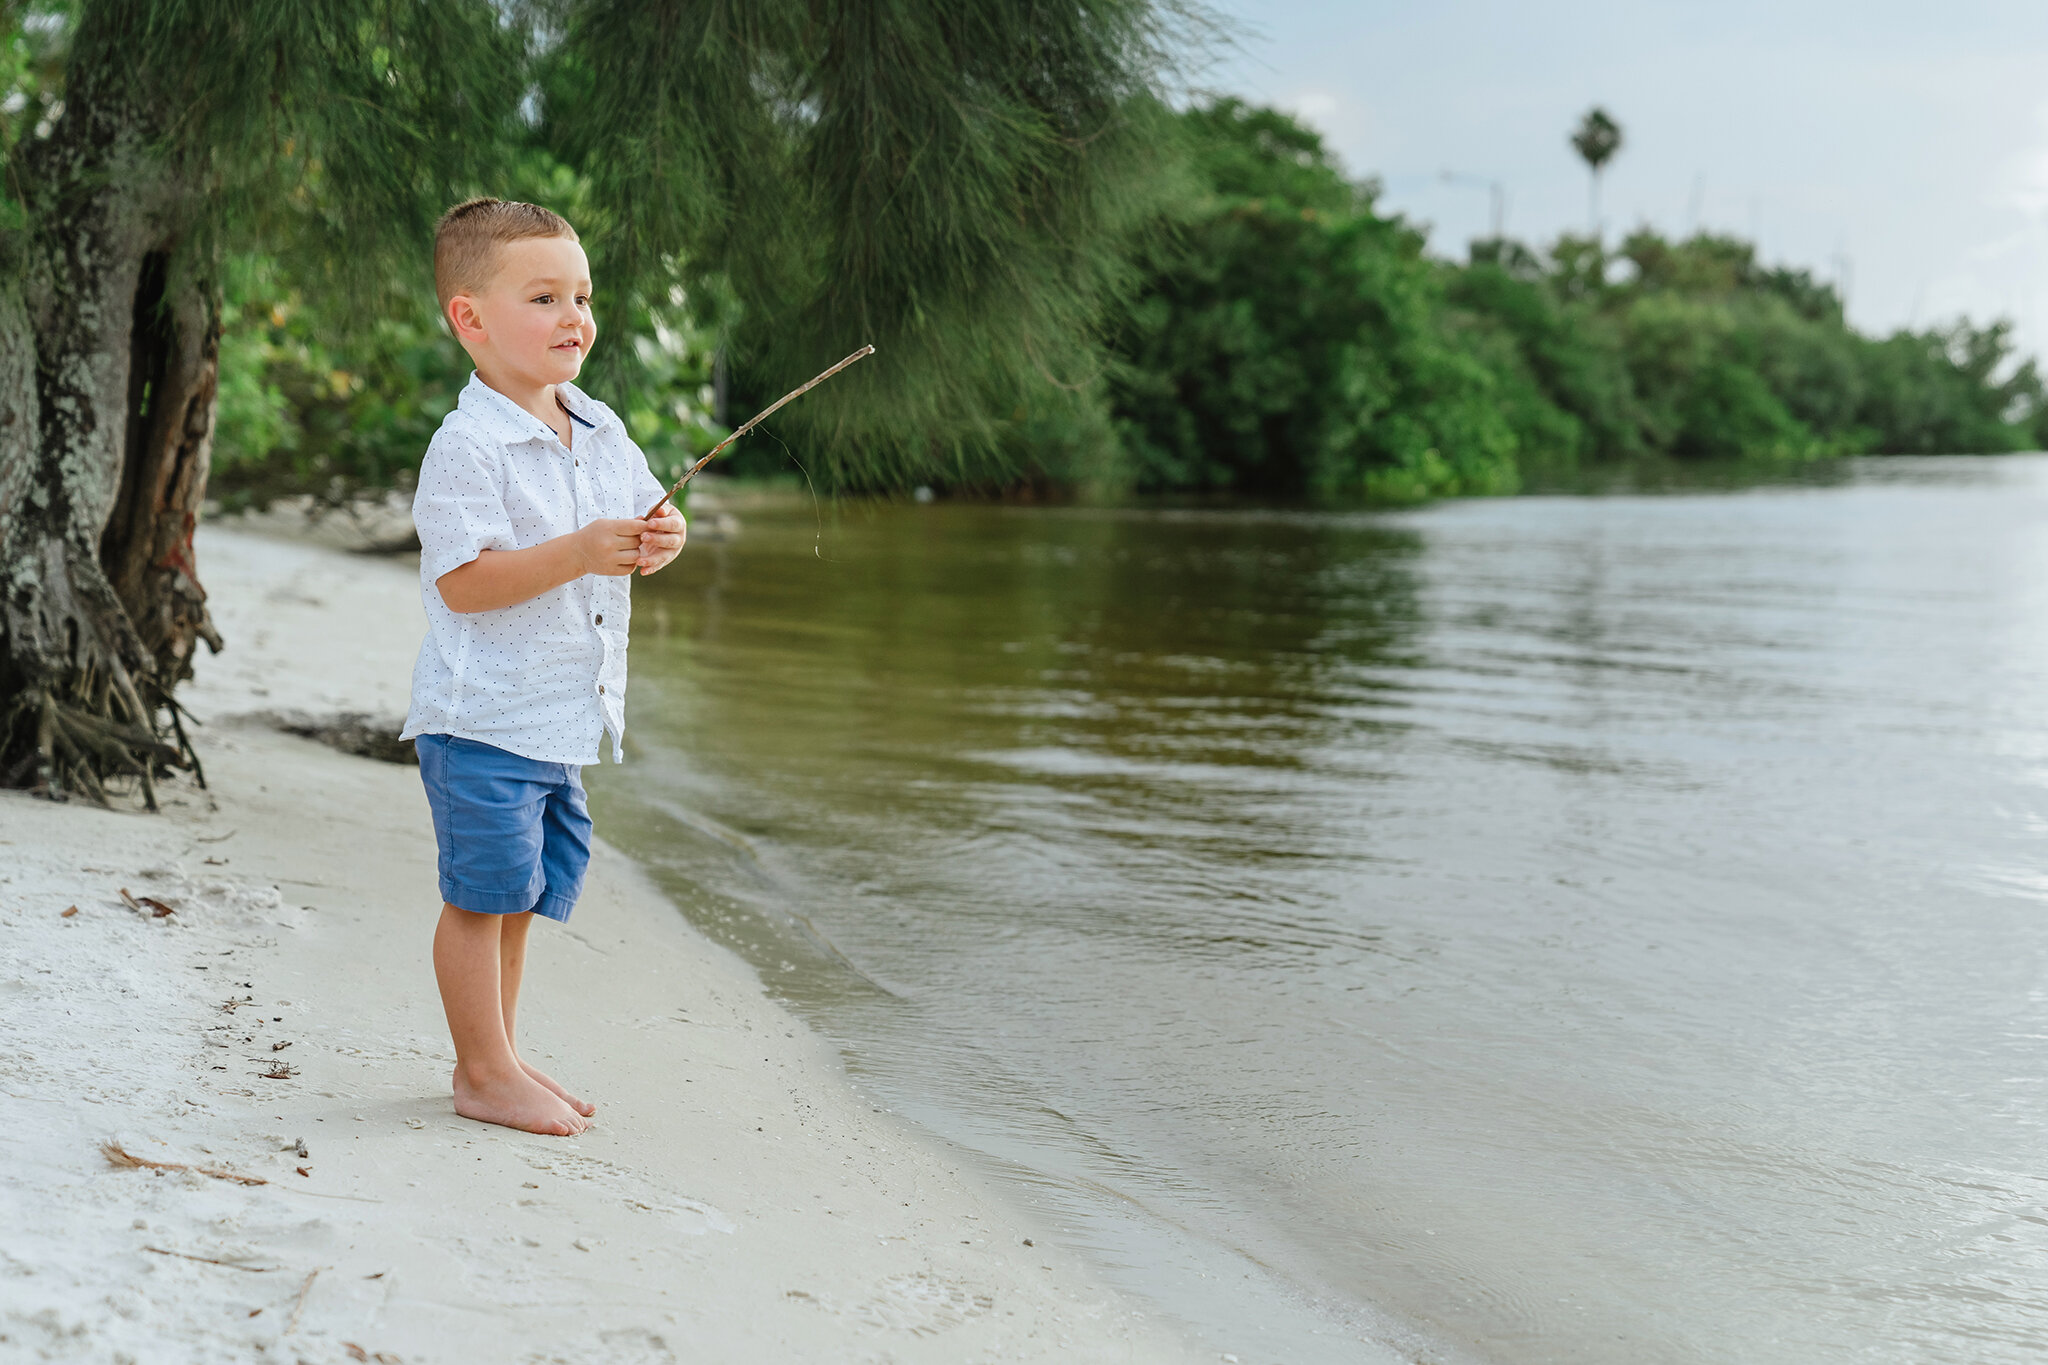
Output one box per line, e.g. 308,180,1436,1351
496,908,596,1116
497,907,530,1042
418,734,586,1135
434,902,587,1136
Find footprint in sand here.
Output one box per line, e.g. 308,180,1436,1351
595,1328,678,1363
515,1150,733,1236
792,1271,993,1337
522,1327,676,1365
857,1271,994,1336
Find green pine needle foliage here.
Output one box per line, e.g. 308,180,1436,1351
74,0,526,320
539,0,1196,487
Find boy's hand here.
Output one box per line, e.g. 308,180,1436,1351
636,503,687,576
442,513,681,612
571,518,654,577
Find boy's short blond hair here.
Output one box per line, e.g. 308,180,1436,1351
434,198,579,313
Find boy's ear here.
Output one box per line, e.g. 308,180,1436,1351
446,294,484,344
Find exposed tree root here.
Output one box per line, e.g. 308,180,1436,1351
0,665,193,806
1,537,203,808
1,685,194,809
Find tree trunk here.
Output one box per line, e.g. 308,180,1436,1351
0,36,215,808
100,251,225,699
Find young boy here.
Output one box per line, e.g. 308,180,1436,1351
400,198,686,1136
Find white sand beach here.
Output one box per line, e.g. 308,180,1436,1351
0,524,1198,1364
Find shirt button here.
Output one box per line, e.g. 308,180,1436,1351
594,614,603,625
597,684,606,694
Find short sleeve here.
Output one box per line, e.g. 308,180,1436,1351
413,430,515,589
631,440,673,517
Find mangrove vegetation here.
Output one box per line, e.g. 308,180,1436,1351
0,0,2040,805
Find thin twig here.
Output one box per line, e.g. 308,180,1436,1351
286,1265,322,1334
272,1187,386,1205
102,1140,268,1186
644,344,875,517
143,1245,277,1272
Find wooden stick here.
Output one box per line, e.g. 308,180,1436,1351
643,344,875,518
103,1140,268,1186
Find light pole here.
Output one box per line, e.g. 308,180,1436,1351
1439,170,1506,243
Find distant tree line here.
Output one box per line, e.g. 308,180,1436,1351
1091,100,2047,500
211,98,2048,511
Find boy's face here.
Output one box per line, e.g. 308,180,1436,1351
446,235,596,388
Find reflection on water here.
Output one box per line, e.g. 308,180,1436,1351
591,458,2048,1364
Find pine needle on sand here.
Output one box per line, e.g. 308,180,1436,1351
143,1245,277,1272
286,1266,322,1334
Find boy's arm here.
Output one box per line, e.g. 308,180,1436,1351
438,518,650,614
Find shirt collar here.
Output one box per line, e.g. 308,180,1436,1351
554,380,621,436
458,373,621,445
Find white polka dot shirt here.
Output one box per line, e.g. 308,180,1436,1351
400,373,669,765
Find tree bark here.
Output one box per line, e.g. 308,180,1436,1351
0,31,215,807
100,250,225,693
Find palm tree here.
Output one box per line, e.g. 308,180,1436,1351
1570,107,1624,240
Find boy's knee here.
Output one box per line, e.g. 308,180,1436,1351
439,901,503,929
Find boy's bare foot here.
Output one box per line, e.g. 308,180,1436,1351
452,1062,588,1136
518,1058,596,1117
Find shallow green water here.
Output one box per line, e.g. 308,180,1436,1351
591,458,2048,1363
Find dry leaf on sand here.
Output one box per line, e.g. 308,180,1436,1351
118,887,176,917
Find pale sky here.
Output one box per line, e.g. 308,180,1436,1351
1200,0,2048,357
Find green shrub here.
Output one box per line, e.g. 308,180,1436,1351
1105,100,1521,501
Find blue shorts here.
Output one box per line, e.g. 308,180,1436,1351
415,734,592,922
